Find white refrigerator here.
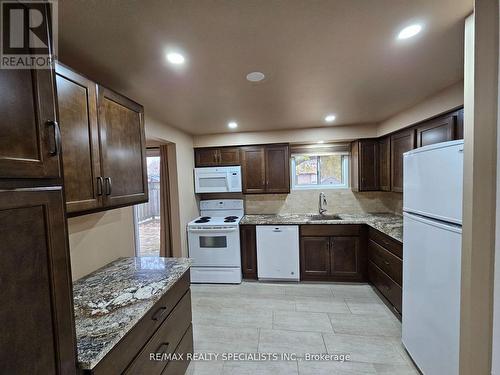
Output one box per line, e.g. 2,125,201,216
402,140,464,375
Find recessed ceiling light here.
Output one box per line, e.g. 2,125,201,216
228,121,238,129
166,52,185,65
246,71,265,82
324,114,336,123
397,24,422,40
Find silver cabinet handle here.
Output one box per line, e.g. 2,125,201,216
96,177,104,196
105,177,112,195
47,120,61,156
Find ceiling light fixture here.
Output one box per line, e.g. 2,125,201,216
166,52,185,65
324,114,336,123
228,121,238,129
397,24,423,40
246,71,266,82
317,141,325,144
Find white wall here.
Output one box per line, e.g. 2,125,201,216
377,81,464,137
68,207,135,280
194,123,377,147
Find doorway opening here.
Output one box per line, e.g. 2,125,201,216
134,148,161,256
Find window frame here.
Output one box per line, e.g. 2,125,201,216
290,152,350,190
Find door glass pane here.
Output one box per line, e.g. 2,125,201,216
134,153,161,256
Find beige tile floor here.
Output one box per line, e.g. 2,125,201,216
186,282,419,375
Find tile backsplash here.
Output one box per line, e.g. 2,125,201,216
244,189,402,215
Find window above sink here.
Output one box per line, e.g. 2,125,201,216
291,151,349,190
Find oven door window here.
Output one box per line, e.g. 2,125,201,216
199,236,228,248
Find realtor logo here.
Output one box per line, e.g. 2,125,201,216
1,0,57,69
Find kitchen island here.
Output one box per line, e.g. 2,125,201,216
73,257,192,374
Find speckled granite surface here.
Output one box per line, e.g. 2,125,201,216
73,257,191,370
240,213,403,242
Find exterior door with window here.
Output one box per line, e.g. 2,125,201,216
134,149,161,256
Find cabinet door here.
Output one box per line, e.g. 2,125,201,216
240,225,257,279
300,236,330,279
241,146,266,193
98,86,148,207
359,140,379,191
56,64,102,213
391,129,415,192
378,137,391,191
330,236,361,279
265,145,290,193
218,147,241,166
0,67,61,179
416,114,456,147
0,188,76,374
195,148,218,167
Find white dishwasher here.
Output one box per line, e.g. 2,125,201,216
256,225,299,281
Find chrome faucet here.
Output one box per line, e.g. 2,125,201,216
319,192,327,215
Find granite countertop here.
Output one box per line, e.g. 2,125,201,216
241,213,403,242
73,257,191,370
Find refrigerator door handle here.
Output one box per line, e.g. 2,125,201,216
403,212,462,233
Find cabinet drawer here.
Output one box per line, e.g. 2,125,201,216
368,240,402,285
368,261,402,313
300,225,362,237
125,291,192,375
161,325,194,375
368,228,402,258
91,272,190,375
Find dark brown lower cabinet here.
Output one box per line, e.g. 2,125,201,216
367,228,403,315
0,188,76,375
87,272,193,375
300,236,330,278
240,225,258,279
368,262,402,314
300,225,365,282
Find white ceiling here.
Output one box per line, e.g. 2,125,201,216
58,0,472,135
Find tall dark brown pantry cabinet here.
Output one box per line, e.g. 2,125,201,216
0,9,77,374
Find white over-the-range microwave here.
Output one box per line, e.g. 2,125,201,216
194,166,242,193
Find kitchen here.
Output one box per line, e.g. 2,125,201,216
0,1,498,375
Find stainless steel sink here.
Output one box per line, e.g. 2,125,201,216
308,214,342,221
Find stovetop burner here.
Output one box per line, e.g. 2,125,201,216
225,216,238,220
195,216,211,223
224,219,236,223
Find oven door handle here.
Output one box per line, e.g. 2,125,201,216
188,228,237,233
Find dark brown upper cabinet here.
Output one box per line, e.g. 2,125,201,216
240,146,266,193
391,128,415,192
56,64,102,213
350,140,379,191
378,137,391,191
416,112,457,148
55,64,148,215
98,85,148,208
0,68,61,180
241,144,290,194
195,147,240,167
265,144,290,193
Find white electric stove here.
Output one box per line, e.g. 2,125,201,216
187,200,243,283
